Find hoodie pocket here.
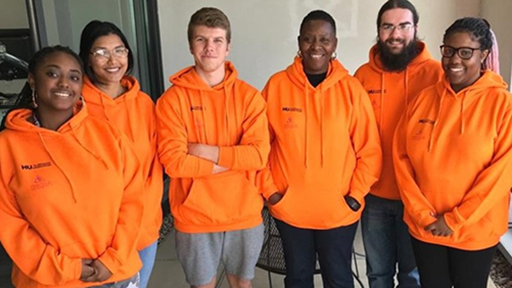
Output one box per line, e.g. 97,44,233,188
271,186,352,226
179,171,261,225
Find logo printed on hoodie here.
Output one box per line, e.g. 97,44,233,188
21,162,52,170
284,117,298,129
367,89,386,95
419,119,435,125
190,106,206,111
282,107,303,113
31,175,52,191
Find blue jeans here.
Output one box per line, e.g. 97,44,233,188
274,218,358,288
138,241,158,288
361,194,420,288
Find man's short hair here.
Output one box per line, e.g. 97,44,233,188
188,7,231,44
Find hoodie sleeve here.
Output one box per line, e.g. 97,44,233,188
347,81,382,203
98,136,144,274
0,173,82,285
156,90,214,178
393,107,438,228
444,103,512,231
217,90,270,170
255,83,279,200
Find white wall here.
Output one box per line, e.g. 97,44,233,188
481,0,512,88
157,0,480,90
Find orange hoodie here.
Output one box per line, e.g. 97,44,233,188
82,76,163,250
258,57,382,229
156,61,270,233
393,71,512,250
0,105,144,287
355,42,443,200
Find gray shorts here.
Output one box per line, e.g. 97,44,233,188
175,224,264,286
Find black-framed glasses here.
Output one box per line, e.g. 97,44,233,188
440,45,481,60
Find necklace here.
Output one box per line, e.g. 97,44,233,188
32,113,41,127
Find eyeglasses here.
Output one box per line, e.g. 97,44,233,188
90,47,129,61
379,23,414,33
439,45,481,60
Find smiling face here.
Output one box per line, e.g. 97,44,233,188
298,19,337,75
189,25,230,76
29,51,82,112
88,33,128,85
378,8,416,55
442,31,488,93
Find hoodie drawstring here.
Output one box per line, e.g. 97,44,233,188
404,68,409,107
71,129,110,170
224,85,230,146
428,90,446,152
320,85,325,167
304,80,309,168
460,92,466,134
37,132,78,202
198,90,209,144
379,74,385,137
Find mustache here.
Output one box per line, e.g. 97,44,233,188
385,38,405,44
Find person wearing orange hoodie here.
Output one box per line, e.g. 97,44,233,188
156,7,269,288
393,17,512,288
258,10,382,288
78,20,163,288
0,46,144,287
353,1,442,287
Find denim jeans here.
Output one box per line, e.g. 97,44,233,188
361,194,420,288
138,241,158,288
274,218,358,288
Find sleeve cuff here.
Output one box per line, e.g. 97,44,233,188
443,209,464,231
217,147,233,168
348,189,366,204
97,248,122,275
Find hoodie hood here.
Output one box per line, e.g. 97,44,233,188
82,75,142,141
4,103,108,202
286,56,349,90
427,70,508,151
6,102,87,133
168,61,239,146
169,61,238,91
368,41,433,73
83,75,140,104
283,56,350,168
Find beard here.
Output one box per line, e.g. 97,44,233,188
377,37,419,72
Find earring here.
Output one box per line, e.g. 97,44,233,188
297,50,302,58
31,89,38,109
331,52,338,60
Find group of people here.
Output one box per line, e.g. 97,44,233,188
0,0,511,288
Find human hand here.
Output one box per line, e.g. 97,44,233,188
82,259,113,283
80,259,95,281
268,192,284,205
213,164,229,174
187,143,220,163
425,214,453,237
